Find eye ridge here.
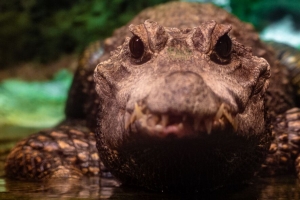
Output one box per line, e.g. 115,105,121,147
129,35,145,59
214,34,232,59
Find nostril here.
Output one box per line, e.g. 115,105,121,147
165,71,206,96
165,71,203,85
252,78,265,95
251,59,270,96
259,65,271,80
259,58,271,79
252,69,270,96
166,71,202,79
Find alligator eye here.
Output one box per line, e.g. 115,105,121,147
214,34,232,58
129,35,144,59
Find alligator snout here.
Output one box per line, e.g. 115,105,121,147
125,71,239,138
145,71,220,117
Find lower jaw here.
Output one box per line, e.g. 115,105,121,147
101,131,267,192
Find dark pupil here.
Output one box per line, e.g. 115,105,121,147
129,36,144,59
215,34,232,58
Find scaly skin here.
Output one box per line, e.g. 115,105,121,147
5,2,300,192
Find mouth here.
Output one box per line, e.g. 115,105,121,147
124,103,238,138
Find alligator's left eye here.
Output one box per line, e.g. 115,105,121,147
214,34,232,58
129,35,144,59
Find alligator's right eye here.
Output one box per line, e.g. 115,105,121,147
129,36,144,59
214,34,232,59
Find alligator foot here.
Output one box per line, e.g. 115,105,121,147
261,107,300,176
4,120,103,180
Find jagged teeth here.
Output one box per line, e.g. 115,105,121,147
204,119,213,134
155,124,163,132
161,115,169,127
125,103,172,130
215,103,225,121
125,102,238,133
214,103,238,131
178,123,183,130
222,108,238,131
147,114,160,127
134,103,144,119
125,103,144,129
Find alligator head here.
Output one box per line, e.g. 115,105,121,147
94,20,271,192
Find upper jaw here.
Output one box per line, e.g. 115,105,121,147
124,102,238,138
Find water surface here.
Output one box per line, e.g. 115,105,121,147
1,175,300,200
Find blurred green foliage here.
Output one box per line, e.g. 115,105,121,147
0,69,72,127
230,0,300,31
0,0,175,67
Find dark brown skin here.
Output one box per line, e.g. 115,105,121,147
5,2,300,192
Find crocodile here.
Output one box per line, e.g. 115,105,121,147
4,2,300,192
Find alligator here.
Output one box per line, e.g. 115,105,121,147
4,2,300,192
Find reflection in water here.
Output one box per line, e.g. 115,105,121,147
1,175,300,200
0,179,5,193
1,176,120,199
